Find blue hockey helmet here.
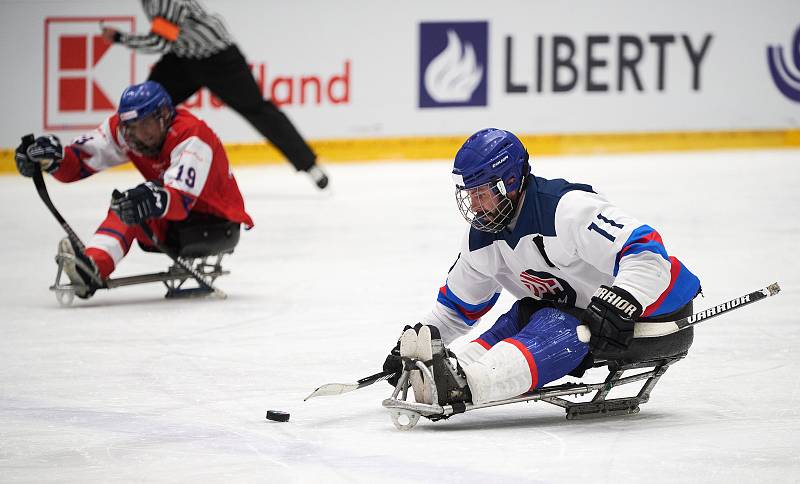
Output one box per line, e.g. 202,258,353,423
117,81,174,157
117,81,174,124
452,128,529,191
452,129,531,233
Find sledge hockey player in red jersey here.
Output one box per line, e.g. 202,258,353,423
383,128,702,414
14,81,253,299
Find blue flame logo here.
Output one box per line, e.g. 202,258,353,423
767,26,800,102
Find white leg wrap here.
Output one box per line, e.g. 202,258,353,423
413,326,434,404
399,328,418,359
416,326,434,362
400,328,433,404
463,341,534,405
88,233,125,265
456,341,489,366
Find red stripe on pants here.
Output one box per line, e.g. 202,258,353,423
504,338,540,390
87,209,168,278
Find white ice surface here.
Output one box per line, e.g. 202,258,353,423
1,150,799,483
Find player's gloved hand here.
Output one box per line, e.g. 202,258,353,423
15,135,63,177
383,324,416,386
110,182,169,225
581,285,643,356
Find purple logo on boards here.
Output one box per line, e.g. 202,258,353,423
419,21,488,108
767,25,800,102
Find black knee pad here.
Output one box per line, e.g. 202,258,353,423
516,297,558,330
166,214,241,258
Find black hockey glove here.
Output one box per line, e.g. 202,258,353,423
581,285,643,356
110,182,169,225
383,324,417,386
15,135,62,177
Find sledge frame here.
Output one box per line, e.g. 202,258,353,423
50,252,230,306
382,353,686,430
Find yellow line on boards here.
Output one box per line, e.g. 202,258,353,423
1,129,799,173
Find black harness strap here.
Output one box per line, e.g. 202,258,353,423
533,235,556,268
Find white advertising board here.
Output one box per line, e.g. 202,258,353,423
0,0,798,147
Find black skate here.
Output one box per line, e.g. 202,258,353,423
427,327,472,408
384,325,472,429
52,237,103,302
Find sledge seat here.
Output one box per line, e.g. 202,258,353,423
592,302,695,365
554,302,697,420
140,213,241,258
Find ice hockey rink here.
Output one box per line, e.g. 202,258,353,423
1,149,798,483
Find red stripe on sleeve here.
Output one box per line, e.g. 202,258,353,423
460,304,495,321
473,339,492,350
619,230,664,258
642,256,681,317
440,285,495,321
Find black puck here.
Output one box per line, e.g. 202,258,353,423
266,410,290,422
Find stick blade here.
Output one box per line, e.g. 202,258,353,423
304,382,359,401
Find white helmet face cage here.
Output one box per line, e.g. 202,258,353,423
455,178,515,233
119,108,171,157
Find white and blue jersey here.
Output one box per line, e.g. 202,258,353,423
424,176,702,344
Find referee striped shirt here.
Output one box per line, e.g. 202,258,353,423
119,0,233,59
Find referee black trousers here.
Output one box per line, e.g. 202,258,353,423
149,45,317,171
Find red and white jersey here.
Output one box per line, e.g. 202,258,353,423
53,108,253,228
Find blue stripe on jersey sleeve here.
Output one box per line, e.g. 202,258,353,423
613,225,703,317
613,225,669,276
437,284,501,326
647,258,702,317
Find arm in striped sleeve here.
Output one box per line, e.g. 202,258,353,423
422,239,503,344
117,0,189,53
555,190,701,318
52,116,129,183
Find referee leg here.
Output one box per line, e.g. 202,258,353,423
199,46,318,172
148,54,202,106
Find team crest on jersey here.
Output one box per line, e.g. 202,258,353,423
519,270,577,305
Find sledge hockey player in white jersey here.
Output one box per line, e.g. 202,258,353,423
383,128,701,409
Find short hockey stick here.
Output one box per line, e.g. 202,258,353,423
23,134,89,254
138,223,227,299
304,369,397,401
577,282,781,343
25,134,105,288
